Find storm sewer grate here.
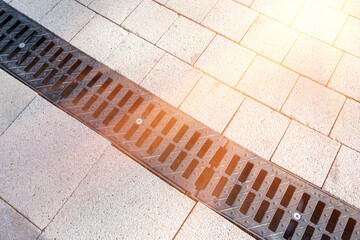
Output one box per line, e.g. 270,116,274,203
0,1,359,239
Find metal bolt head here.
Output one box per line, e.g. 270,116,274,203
136,118,143,125
19,43,25,48
293,212,301,220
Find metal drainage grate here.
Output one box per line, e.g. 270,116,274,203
0,1,359,239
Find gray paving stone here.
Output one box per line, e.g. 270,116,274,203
40,146,195,240
157,16,215,64
9,0,61,21
331,99,360,152
141,54,203,107
122,0,178,43
202,0,258,42
76,0,94,6
89,0,142,24
71,15,128,62
0,199,40,240
335,16,360,58
40,0,94,41
0,96,110,229
0,69,36,135
272,121,340,187
166,0,219,22
323,145,360,209
175,203,255,240
105,33,164,83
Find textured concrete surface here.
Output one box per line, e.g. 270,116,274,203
0,97,109,229
272,121,340,186
224,98,290,160
180,75,245,133
335,16,360,58
9,0,61,21
0,69,36,135
0,199,40,240
166,0,218,22
40,146,195,240
175,203,255,240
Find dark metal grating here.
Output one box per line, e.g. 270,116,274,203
0,1,359,239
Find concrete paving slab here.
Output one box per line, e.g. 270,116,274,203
272,121,340,187
157,17,215,64
195,35,256,86
175,203,255,240
292,0,347,44
251,0,305,25
335,16,360,58
76,0,94,6
224,98,290,160
166,0,219,23
9,0,61,21
0,199,40,240
323,145,360,209
122,0,178,43
141,54,203,107
329,53,360,102
71,15,128,62
40,0,94,41
202,0,258,42
0,96,110,229
237,56,299,110
40,146,195,240
241,14,299,62
89,0,142,25
282,76,345,135
180,75,245,133
316,0,347,9
331,99,360,152
283,34,343,85
343,0,360,19
0,69,36,135
235,0,253,6
105,33,164,84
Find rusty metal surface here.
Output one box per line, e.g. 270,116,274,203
0,1,359,239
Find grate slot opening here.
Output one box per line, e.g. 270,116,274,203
58,53,72,68
0,39,13,53
342,218,356,240
33,63,48,78
7,46,19,60
158,143,175,163
67,59,82,75
252,169,267,191
266,177,281,199
185,131,200,151
170,151,187,171
31,36,45,51
301,225,315,240
268,208,285,232
23,31,37,43
280,185,296,207
51,75,67,91
82,95,98,112
321,234,330,240
240,192,256,215
124,124,139,140
72,88,88,105
76,65,92,81
49,48,63,62
150,110,165,128
225,184,241,206
197,139,212,158
212,176,228,198
103,108,119,125
136,129,152,147
92,101,108,119
87,72,102,87
254,200,270,223
0,15,12,28
147,136,163,155
0,34,5,43
173,124,189,143
161,117,177,136
326,209,341,233
225,155,240,176
238,162,254,183
42,69,57,84
39,42,54,56
118,90,133,107
283,220,298,239
182,159,199,179
107,84,122,100
195,167,215,191
209,147,227,168
297,193,310,213
97,78,112,94
141,103,154,119
14,25,29,39
128,97,144,114
17,51,31,65
310,201,326,224
6,20,20,34
113,115,129,132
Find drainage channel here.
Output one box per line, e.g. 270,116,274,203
0,1,359,239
